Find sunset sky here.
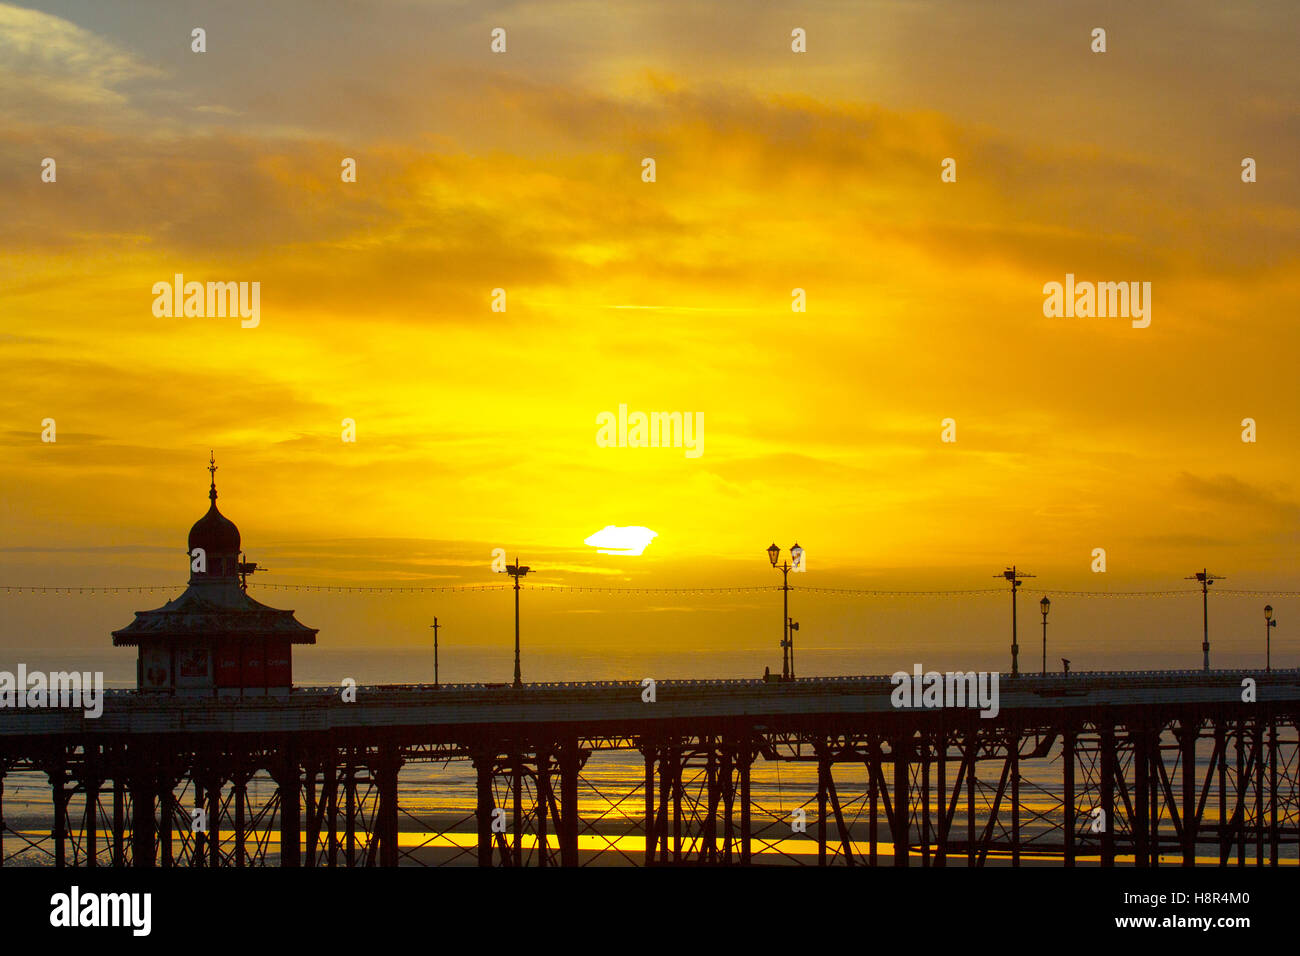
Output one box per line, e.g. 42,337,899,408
2,0,1297,679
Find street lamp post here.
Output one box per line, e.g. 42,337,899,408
767,543,801,680
1185,569,1223,671
785,618,799,679
1265,605,1277,673
429,617,442,688
505,558,531,687
996,566,1034,677
1040,596,1050,677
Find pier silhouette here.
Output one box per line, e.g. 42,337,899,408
1,670,1297,867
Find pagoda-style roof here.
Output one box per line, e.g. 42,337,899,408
113,454,319,649
112,578,318,647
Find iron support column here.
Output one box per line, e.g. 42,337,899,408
893,737,909,866
1100,727,1115,866
1134,729,1150,866
131,775,155,867
643,744,655,865
739,736,752,865
1063,730,1075,867
475,755,494,867
560,739,580,867
51,764,66,868
817,750,828,866
1181,721,1197,867
279,751,301,868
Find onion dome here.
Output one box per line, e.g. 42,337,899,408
113,453,318,650
187,452,240,577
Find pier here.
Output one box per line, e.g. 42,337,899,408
1,669,1296,867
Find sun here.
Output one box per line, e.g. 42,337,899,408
584,525,659,556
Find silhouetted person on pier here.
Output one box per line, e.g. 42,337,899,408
1062,658,1071,676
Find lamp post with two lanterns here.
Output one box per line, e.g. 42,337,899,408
767,542,803,681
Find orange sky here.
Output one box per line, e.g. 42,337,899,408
1,1,1297,676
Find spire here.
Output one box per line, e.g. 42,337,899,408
189,451,241,573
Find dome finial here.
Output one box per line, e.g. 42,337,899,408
188,453,240,571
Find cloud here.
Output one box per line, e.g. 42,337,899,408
0,0,1295,653
0,2,160,123
1176,473,1300,522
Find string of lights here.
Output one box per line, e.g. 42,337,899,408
1217,589,1300,597
0,583,776,595
257,584,509,593
0,584,510,594
2,585,178,594
523,584,779,594
1035,589,1200,598
4,582,1297,597
792,587,1004,596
